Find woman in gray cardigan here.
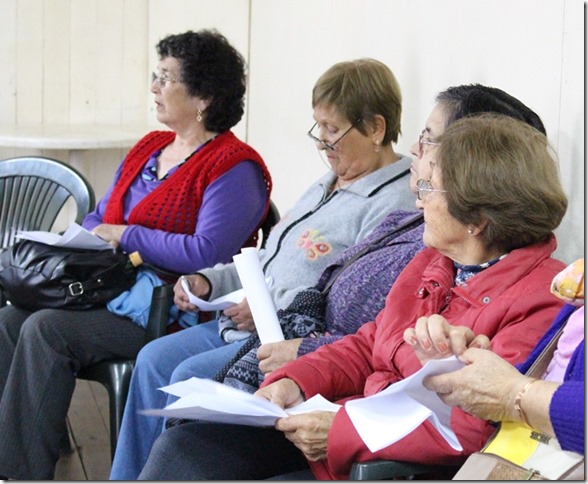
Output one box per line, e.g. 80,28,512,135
110,58,414,479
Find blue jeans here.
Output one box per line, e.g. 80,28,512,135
109,320,246,480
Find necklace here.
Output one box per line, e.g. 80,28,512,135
153,135,218,181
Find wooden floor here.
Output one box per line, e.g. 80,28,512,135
54,380,112,480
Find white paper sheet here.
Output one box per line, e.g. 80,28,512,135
345,356,465,452
16,223,114,251
141,376,341,427
232,247,284,344
180,276,274,312
180,278,245,311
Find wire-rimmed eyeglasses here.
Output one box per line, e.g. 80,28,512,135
307,118,362,151
415,178,447,201
418,129,441,158
151,71,181,87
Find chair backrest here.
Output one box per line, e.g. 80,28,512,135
0,156,95,250
259,199,280,249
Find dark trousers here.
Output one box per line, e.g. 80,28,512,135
138,420,311,480
0,305,145,479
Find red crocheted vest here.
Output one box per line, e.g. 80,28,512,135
103,130,272,247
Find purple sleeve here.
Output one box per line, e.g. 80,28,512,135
298,334,346,356
120,161,267,274
549,340,584,454
550,381,584,454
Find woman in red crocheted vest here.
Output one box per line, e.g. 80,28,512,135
0,29,271,480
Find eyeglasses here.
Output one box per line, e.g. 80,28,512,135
415,178,447,201
417,129,441,158
151,71,181,87
307,118,362,151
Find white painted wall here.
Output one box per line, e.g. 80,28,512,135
0,0,584,262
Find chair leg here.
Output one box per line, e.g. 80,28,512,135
102,362,134,461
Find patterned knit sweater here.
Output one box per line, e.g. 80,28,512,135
220,210,425,392
103,130,272,247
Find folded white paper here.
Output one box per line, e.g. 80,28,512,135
345,356,465,452
141,376,341,427
180,276,274,312
232,247,284,344
180,278,245,311
16,223,114,251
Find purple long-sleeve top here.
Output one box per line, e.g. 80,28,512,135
83,152,267,274
516,303,584,455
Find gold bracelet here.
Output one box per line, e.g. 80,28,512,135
514,379,537,427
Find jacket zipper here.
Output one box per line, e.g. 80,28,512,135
262,190,339,272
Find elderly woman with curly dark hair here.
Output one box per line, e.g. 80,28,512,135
0,29,272,480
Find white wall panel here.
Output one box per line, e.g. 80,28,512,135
554,0,584,262
95,1,127,124
0,0,583,261
70,0,98,123
0,1,17,126
16,0,44,124
248,0,584,262
43,0,71,124
122,0,150,124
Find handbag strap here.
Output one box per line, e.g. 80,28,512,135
320,212,424,296
525,323,566,379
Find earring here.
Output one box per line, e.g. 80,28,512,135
374,139,381,153
468,227,474,235
196,109,203,122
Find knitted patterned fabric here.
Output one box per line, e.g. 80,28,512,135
220,211,425,393
221,288,328,393
103,130,272,247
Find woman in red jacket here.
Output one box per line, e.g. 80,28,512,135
138,114,569,481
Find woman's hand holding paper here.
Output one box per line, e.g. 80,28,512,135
275,411,336,462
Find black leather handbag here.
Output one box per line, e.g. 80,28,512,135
0,239,138,311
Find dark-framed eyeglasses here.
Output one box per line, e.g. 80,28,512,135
151,71,181,87
418,129,441,158
415,178,447,201
307,118,362,151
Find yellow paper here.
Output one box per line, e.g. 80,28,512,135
483,421,539,465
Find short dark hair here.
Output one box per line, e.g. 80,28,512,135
436,84,546,135
156,29,246,132
438,114,567,253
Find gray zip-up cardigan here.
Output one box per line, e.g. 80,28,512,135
199,155,414,311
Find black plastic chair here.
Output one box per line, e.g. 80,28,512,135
348,459,460,480
76,284,174,460
0,156,95,306
76,199,280,460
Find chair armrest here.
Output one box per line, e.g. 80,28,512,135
144,284,175,345
349,460,459,480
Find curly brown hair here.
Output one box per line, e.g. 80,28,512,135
157,29,246,132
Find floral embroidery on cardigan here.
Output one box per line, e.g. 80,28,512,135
297,229,332,260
